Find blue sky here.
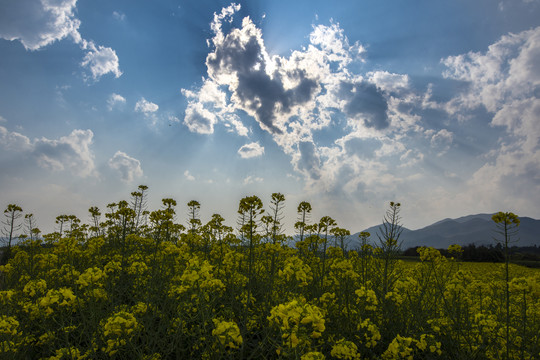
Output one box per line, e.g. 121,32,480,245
1,0,539,235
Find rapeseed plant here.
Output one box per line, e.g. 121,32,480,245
1,193,539,359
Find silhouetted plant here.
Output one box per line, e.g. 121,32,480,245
492,211,520,360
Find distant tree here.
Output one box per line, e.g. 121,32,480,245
1,204,23,264
492,211,520,360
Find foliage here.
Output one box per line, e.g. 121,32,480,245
0,192,539,359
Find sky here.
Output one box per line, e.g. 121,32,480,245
1,0,539,235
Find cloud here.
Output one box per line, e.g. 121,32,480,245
184,170,195,181
168,115,181,124
108,151,143,183
135,98,159,114
309,22,366,67
182,4,422,202
34,129,96,177
440,26,540,212
107,93,126,110
294,141,322,180
113,11,126,21
225,114,249,136
399,149,424,167
442,26,540,151
368,71,410,93
430,129,453,151
0,0,80,51
1,125,98,177
442,27,540,115
0,0,121,81
205,12,320,134
237,142,264,158
184,4,407,144
183,101,217,134
339,81,390,130
80,41,122,80
243,175,263,185
0,125,33,152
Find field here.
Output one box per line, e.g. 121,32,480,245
0,200,539,359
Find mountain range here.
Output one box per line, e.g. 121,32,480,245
349,214,540,250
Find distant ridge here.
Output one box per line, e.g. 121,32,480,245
349,214,540,250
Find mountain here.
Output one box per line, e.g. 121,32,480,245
349,214,540,250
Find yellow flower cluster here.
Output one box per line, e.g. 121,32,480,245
268,299,325,350
279,256,312,286
417,246,444,263
301,351,326,360
46,347,87,360
211,319,243,349
22,279,47,297
38,288,77,315
330,338,361,359
358,318,381,348
168,257,225,300
102,310,140,355
382,335,415,360
447,244,463,255
355,287,378,311
1,315,20,353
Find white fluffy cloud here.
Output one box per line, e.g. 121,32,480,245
135,98,159,114
108,151,143,183
1,125,97,177
183,4,416,200
237,142,264,158
441,26,540,210
0,125,33,152
0,0,80,51
0,0,121,81
180,4,539,225
107,93,126,110
81,41,122,80
442,27,540,115
183,101,217,134
34,129,96,177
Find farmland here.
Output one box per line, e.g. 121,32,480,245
1,196,539,359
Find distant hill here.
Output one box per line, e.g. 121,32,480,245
349,214,540,250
